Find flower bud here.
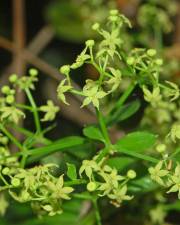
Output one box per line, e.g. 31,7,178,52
11,178,20,187
127,170,136,179
109,15,118,22
10,89,15,95
92,23,100,31
147,49,157,57
85,40,95,47
156,144,166,153
60,65,70,75
21,191,30,201
127,57,135,65
1,86,10,94
87,182,97,192
110,9,118,16
6,95,15,104
29,68,38,76
43,205,53,212
2,167,10,175
156,59,163,66
1,137,8,145
9,74,18,83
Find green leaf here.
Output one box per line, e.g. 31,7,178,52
116,131,157,152
27,136,86,163
83,126,105,143
65,142,96,160
165,201,180,211
67,163,77,180
129,176,158,193
107,157,135,171
106,100,141,127
114,148,158,163
170,147,180,161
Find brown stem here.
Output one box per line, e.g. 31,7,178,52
11,0,26,150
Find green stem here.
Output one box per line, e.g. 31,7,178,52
25,88,41,133
10,124,33,137
99,55,108,86
154,24,163,51
64,179,87,186
0,173,9,186
70,89,85,96
116,147,159,163
96,147,109,163
96,109,111,146
20,148,29,168
92,198,102,225
14,103,34,111
0,124,24,151
110,82,136,114
73,193,92,200
89,61,112,78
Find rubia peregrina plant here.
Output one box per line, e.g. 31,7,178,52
0,9,180,225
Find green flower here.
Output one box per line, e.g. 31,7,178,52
57,79,72,105
71,49,90,69
40,100,59,122
167,164,180,199
16,76,38,90
149,161,168,186
48,175,74,200
81,85,106,109
97,28,122,59
79,160,99,179
169,123,180,142
42,204,62,216
98,169,124,196
164,81,180,101
143,86,162,107
149,205,166,225
0,106,25,124
105,68,122,92
60,65,70,76
108,185,133,207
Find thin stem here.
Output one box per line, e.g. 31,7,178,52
20,149,28,168
89,61,112,79
14,103,34,111
116,148,159,163
64,179,87,186
110,82,136,114
96,147,109,163
25,88,41,133
96,109,111,146
154,24,163,51
99,55,109,86
0,124,24,151
0,173,9,186
92,198,102,225
73,193,92,200
10,124,33,137
70,89,85,96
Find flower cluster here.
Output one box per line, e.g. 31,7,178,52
0,164,73,216
0,69,59,125
57,10,132,109
149,160,180,199
138,0,177,34
79,157,135,207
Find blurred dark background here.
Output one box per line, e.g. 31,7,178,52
0,1,180,225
